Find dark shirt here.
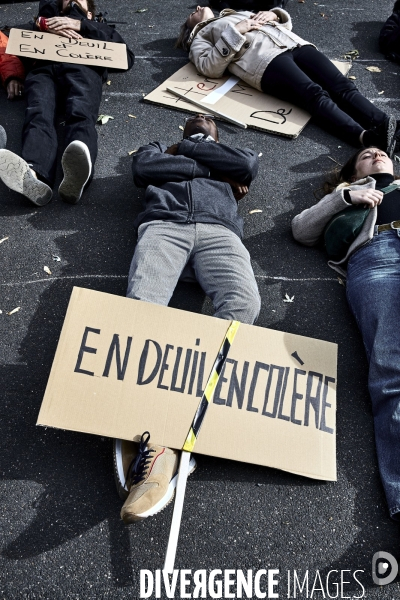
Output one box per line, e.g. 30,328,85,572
371,172,400,225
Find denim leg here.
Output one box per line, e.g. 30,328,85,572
22,66,58,185
191,223,261,324
126,221,195,305
346,230,400,519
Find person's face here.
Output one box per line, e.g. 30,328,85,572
183,114,219,140
353,147,394,180
62,0,92,19
186,6,214,30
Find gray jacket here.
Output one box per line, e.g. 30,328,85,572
291,177,400,277
132,135,258,238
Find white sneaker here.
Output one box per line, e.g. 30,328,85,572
0,150,52,206
59,140,92,204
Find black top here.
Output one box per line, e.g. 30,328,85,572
370,173,400,225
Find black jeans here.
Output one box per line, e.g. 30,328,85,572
261,45,387,146
22,62,103,185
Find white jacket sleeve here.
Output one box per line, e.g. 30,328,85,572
291,188,352,246
189,23,245,78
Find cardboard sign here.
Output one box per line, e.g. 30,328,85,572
38,287,338,481
144,61,351,138
6,28,128,70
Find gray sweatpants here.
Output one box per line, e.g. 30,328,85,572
126,221,261,325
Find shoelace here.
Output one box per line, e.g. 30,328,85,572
125,431,156,488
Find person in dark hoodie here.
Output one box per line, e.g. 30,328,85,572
0,0,134,207
113,114,261,524
379,1,400,64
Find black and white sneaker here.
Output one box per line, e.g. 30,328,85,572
0,150,52,206
59,140,92,204
0,125,6,150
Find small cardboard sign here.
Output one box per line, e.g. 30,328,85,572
144,61,351,138
38,287,338,481
6,28,128,69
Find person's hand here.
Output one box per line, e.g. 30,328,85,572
44,17,83,39
348,189,383,208
235,19,263,35
165,144,179,155
7,79,24,100
220,175,249,200
250,11,279,24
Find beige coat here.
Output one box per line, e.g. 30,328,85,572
188,9,313,91
291,177,400,277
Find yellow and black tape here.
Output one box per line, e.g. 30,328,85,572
182,320,240,452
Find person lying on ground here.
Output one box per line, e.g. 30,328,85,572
0,30,24,100
113,114,261,524
0,0,134,208
292,147,400,522
177,6,400,154
379,1,400,64
208,0,289,13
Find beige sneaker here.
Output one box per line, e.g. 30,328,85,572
115,431,196,524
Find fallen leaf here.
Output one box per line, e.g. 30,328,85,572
283,294,294,303
341,49,359,61
52,254,61,262
348,75,357,80
378,90,384,95
179,125,184,131
258,152,263,157
298,0,305,3
128,149,138,155
128,114,137,118
7,307,20,315
136,8,148,12
148,25,154,28
249,209,263,214
106,80,111,86
0,310,2,314
44,266,52,275
96,114,114,125
320,12,326,17
337,277,345,286
365,66,381,73
0,236,9,244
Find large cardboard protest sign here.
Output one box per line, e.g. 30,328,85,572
6,28,128,69
38,287,338,481
144,61,351,138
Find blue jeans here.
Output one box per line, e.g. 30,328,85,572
346,229,400,519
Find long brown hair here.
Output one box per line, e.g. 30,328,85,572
175,21,192,51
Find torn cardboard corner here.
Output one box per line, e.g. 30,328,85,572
6,28,128,69
38,287,338,481
144,61,351,138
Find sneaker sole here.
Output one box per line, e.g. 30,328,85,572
122,458,197,524
0,150,52,207
59,141,91,204
0,125,7,150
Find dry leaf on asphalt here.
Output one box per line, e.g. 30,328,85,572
258,152,263,157
337,277,345,286
96,114,114,125
283,294,295,303
0,236,9,244
179,125,184,131
52,255,61,262
136,8,148,12
7,307,20,315
249,209,263,214
128,114,137,118
378,90,384,95
106,80,111,86
365,66,381,73
128,149,138,155
341,49,359,60
44,266,52,275
348,75,357,80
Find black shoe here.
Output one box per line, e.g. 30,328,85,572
363,115,397,157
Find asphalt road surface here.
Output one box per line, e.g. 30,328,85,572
1,0,400,598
